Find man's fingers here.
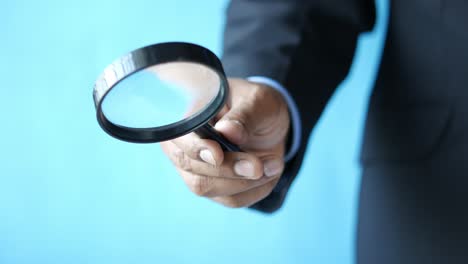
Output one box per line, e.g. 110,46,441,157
167,142,265,179
164,140,284,198
177,167,279,198
170,133,224,166
212,178,280,208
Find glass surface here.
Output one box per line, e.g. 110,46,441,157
102,62,221,128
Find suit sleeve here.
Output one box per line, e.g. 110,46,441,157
221,0,376,213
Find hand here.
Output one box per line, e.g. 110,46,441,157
161,78,290,208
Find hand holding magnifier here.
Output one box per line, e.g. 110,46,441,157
93,42,241,151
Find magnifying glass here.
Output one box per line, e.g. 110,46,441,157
92,42,241,152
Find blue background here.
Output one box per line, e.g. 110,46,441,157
0,1,388,263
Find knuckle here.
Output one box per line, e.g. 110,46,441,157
255,83,285,108
190,138,204,158
188,175,212,197
252,83,272,100
175,150,192,172
237,178,253,188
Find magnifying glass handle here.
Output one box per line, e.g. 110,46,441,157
196,124,242,152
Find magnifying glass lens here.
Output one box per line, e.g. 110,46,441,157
101,62,220,128
94,42,240,150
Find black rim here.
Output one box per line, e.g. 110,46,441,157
93,42,228,143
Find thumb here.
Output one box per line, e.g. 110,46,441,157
214,104,253,146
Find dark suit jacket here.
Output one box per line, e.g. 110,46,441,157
222,0,468,263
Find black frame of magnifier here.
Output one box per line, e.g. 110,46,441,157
93,42,241,151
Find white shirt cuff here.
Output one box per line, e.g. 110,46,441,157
247,76,302,162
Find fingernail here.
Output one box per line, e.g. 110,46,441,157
200,149,216,166
264,159,283,177
234,160,255,177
